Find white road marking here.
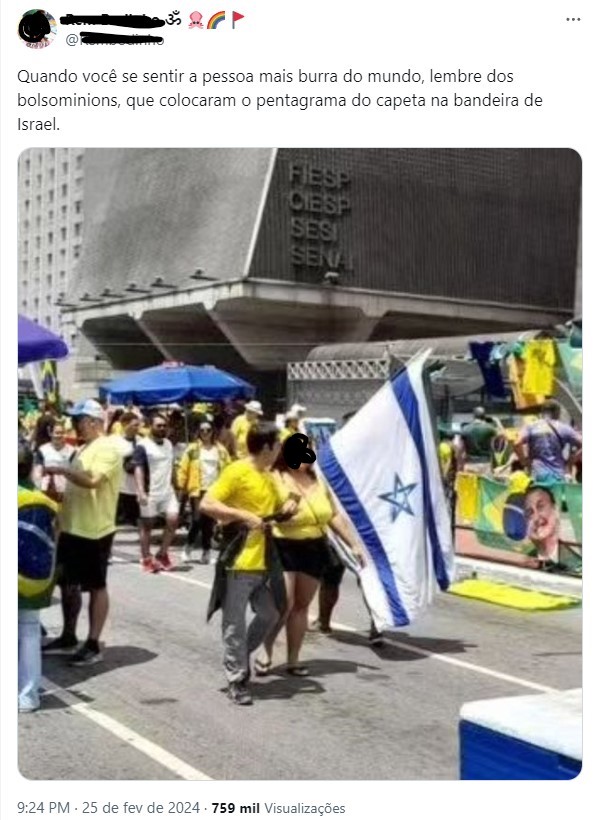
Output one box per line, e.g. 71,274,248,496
41,676,212,781
329,621,558,693
133,558,560,695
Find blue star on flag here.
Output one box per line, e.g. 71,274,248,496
378,473,417,523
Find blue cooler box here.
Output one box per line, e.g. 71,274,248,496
460,688,582,780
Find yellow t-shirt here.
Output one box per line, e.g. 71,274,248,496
272,474,334,540
59,436,123,540
279,427,294,443
231,414,255,460
521,340,557,397
207,460,281,571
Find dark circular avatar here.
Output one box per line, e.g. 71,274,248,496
19,10,53,44
282,433,316,470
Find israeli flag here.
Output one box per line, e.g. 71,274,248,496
319,352,455,628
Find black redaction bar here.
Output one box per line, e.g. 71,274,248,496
60,14,166,28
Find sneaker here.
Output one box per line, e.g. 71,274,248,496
42,635,78,654
227,682,253,706
155,552,174,571
69,643,103,667
141,556,161,573
369,626,385,647
199,550,210,565
182,546,193,564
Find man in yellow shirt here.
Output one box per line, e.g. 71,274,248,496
230,400,263,459
43,399,123,667
200,422,296,705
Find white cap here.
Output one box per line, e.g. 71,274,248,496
245,400,264,416
69,399,104,420
285,410,300,421
290,403,307,415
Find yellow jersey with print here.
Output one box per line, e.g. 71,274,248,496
272,474,334,541
207,460,281,571
522,340,557,397
59,436,123,540
231,414,255,460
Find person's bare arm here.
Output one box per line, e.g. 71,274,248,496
134,465,148,505
329,512,366,566
513,432,529,469
45,464,105,489
199,494,263,529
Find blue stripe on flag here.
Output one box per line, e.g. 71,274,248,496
319,444,410,626
392,370,449,590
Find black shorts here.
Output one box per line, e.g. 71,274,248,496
117,493,140,526
274,537,328,580
321,563,346,588
57,532,115,591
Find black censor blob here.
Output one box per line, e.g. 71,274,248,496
283,434,316,470
19,10,51,42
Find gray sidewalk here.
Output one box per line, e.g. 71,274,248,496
454,556,582,599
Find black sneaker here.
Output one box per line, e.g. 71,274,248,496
228,682,253,706
369,626,385,647
69,642,103,667
42,635,78,654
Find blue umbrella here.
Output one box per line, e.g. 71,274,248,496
18,314,69,366
100,362,255,406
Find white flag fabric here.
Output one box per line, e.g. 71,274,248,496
319,353,455,628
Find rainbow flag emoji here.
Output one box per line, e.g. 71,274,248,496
207,11,226,29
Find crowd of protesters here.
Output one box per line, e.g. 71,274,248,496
18,396,367,711
18,391,582,712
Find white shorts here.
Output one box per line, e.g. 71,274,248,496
141,490,179,521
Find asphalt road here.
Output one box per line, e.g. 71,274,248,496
19,530,582,781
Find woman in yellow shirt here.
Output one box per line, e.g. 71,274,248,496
177,420,231,563
256,451,364,676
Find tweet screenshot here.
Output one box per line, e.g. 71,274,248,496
1,0,590,813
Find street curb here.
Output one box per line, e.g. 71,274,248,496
454,557,582,599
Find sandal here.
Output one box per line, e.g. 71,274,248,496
254,658,273,677
286,664,310,677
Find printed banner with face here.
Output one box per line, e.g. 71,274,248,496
472,476,581,570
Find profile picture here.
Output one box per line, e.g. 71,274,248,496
18,9,57,48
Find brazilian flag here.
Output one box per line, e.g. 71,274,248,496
475,477,533,554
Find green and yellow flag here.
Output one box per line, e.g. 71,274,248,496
557,341,582,394
475,477,533,553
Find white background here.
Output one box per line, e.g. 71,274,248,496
1,0,590,814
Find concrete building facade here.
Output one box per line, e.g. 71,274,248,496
61,148,581,405
18,148,85,332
